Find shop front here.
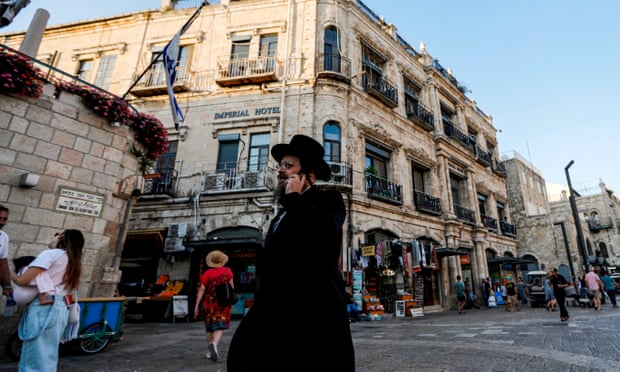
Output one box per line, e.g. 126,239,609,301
117,226,262,321
352,233,444,317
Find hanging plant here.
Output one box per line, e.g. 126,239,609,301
1,47,169,169
0,49,44,98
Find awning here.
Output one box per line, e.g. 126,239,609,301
487,257,536,265
436,247,471,258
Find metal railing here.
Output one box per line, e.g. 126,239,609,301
454,204,476,225
317,53,351,77
482,215,498,230
362,73,398,107
443,119,471,149
500,221,517,237
475,145,492,166
365,174,403,205
413,191,441,215
202,163,275,193
405,100,434,130
587,217,614,231
143,168,178,196
216,55,277,79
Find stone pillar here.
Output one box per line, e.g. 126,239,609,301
19,8,49,58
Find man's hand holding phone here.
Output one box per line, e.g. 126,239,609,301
285,173,307,194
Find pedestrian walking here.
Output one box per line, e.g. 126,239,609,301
227,135,355,371
455,275,466,314
600,271,618,308
194,250,234,362
585,266,604,311
549,268,570,321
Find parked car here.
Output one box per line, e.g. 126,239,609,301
525,270,548,307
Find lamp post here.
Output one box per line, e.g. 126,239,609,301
565,160,588,274
553,221,576,281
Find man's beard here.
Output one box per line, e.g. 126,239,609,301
275,177,287,201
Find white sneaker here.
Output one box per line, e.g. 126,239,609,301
208,343,218,362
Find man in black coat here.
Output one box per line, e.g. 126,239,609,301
227,135,355,371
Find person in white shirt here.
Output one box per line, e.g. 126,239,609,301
0,205,12,297
11,229,84,371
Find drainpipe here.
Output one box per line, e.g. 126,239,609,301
278,0,292,144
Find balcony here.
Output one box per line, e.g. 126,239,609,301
492,160,507,178
315,161,353,192
202,164,275,194
481,215,498,231
413,190,442,215
405,101,434,131
475,145,492,167
215,55,278,87
443,119,471,149
454,204,476,225
500,221,517,238
130,66,191,97
317,53,351,83
362,73,398,108
142,168,178,196
587,217,614,231
365,174,403,205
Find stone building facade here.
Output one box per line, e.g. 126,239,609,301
0,82,142,298
1,0,518,312
503,151,620,282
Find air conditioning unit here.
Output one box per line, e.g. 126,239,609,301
243,171,264,188
168,223,188,238
205,173,227,191
328,162,347,182
164,237,185,253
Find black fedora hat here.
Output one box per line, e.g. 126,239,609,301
271,134,331,181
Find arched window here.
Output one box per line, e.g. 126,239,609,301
323,122,341,163
324,26,341,72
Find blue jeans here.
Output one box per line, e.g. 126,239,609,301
606,289,617,306
18,296,69,372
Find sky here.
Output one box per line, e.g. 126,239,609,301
3,0,619,195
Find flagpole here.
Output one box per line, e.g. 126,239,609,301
121,1,207,100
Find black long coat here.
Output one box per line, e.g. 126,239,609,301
227,186,355,371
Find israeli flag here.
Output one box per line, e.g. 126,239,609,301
162,31,184,130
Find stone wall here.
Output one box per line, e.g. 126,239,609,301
0,83,141,297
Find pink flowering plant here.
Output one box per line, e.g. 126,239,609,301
0,49,43,97
1,47,169,166
127,112,169,160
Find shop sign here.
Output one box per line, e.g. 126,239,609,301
55,187,104,217
361,245,375,257
460,255,471,265
214,106,281,120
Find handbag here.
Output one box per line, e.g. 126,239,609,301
61,290,80,343
215,281,238,307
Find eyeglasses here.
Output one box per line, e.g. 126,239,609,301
277,161,298,170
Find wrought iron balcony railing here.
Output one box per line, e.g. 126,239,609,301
475,145,492,167
215,55,278,87
142,168,178,196
317,53,351,81
405,101,434,131
500,221,517,237
443,120,471,149
316,161,353,189
203,164,275,194
454,204,476,225
131,66,213,96
362,73,398,108
365,174,403,205
587,217,614,231
482,215,498,231
492,160,507,177
413,190,442,215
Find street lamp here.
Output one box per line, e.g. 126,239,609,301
565,160,588,274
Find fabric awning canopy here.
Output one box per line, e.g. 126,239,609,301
487,256,535,265
436,247,472,258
